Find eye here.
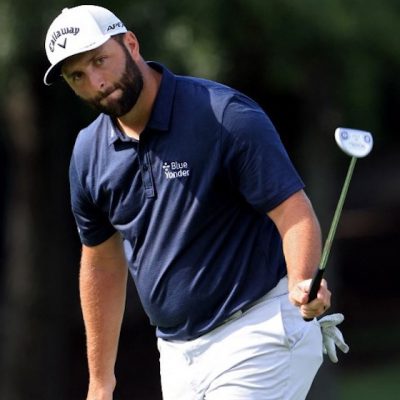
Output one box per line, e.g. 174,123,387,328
70,71,84,83
94,56,107,66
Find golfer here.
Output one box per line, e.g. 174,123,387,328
44,5,335,400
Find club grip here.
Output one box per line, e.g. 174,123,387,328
303,268,325,322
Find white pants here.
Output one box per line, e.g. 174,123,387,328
157,277,323,400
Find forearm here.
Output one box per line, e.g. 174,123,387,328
268,190,322,290
80,233,128,390
280,201,322,291
269,190,331,317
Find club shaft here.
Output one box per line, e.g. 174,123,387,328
304,155,357,319
319,156,357,270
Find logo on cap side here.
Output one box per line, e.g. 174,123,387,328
107,22,125,31
57,38,67,49
49,27,80,52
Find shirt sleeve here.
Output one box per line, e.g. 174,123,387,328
69,153,116,246
220,94,305,213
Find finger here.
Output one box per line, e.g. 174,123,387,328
300,308,316,319
299,303,321,319
324,339,338,363
320,278,329,290
338,342,350,353
289,289,308,307
297,278,313,293
314,281,331,310
303,297,329,315
331,330,350,353
289,279,313,306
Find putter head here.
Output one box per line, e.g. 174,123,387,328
335,127,373,158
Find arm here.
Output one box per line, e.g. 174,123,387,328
80,232,128,400
268,190,331,319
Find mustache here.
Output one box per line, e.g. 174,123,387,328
94,84,122,102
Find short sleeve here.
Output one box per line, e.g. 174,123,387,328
221,95,304,213
69,154,116,246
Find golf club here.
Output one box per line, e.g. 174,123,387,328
304,127,374,321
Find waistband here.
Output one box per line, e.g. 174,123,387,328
164,276,289,344
219,276,289,326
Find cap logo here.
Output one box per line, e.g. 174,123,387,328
107,22,125,32
57,38,67,49
49,27,80,52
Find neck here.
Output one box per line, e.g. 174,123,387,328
117,63,162,140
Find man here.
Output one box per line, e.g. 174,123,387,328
44,5,347,400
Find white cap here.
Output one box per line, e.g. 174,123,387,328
44,5,127,85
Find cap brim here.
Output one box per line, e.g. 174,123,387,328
43,62,63,86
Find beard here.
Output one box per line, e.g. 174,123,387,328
83,49,144,118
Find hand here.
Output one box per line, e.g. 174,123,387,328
289,278,331,319
318,313,350,362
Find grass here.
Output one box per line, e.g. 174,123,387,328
339,362,400,400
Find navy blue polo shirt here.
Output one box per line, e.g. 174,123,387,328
69,62,304,340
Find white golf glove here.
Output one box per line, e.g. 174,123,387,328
318,313,349,363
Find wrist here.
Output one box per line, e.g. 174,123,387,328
88,375,116,398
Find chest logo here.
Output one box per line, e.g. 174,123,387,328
162,161,190,179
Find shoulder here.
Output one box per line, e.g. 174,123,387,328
180,75,266,119
174,75,242,121
218,91,277,146
173,74,276,145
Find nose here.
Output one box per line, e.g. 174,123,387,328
88,70,105,91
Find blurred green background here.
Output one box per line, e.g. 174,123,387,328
0,0,399,398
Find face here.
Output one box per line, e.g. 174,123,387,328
62,36,143,118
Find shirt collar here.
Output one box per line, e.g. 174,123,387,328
108,62,176,145
146,62,176,131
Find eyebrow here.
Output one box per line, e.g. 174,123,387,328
62,52,99,79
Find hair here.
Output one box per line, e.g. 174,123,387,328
111,33,137,66
111,33,127,47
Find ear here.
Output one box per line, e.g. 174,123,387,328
123,31,140,59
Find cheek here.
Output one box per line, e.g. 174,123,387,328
73,88,88,101
70,83,95,101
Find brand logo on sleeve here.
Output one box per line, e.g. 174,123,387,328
162,161,190,179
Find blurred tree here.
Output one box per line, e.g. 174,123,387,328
0,0,88,398
0,0,399,398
